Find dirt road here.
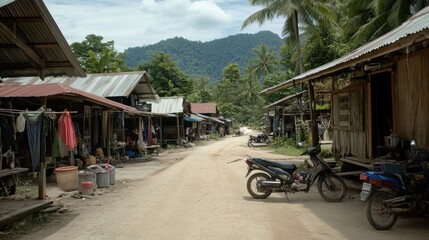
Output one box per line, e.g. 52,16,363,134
19,131,429,240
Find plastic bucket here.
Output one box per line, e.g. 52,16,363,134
55,166,78,191
81,181,93,195
78,171,97,193
96,170,110,188
102,164,115,185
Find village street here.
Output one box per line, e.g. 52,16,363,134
18,130,429,240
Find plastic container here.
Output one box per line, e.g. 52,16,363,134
55,166,78,191
102,164,115,185
81,181,93,195
96,170,110,188
78,171,97,193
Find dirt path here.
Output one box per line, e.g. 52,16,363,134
18,129,429,240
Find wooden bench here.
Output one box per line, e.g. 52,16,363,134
0,168,29,196
145,145,161,156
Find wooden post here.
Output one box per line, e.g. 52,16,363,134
308,81,319,147
38,97,47,200
176,114,180,144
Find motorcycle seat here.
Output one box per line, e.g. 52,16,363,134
254,158,296,170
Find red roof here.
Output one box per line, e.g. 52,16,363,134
0,83,144,114
191,103,218,114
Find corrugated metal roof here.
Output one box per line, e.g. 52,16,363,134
263,90,307,109
0,0,85,78
262,6,429,94
150,97,184,114
0,83,148,115
191,103,218,114
0,71,158,99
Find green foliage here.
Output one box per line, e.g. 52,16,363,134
271,137,305,156
296,119,311,145
316,103,330,110
137,52,193,97
71,34,129,73
124,32,283,81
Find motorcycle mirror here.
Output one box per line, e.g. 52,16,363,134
411,140,416,147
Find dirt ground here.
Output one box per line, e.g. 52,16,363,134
14,128,429,240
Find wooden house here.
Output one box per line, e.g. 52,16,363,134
262,6,429,170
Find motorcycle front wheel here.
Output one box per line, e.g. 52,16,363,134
317,173,346,202
246,173,272,199
365,191,398,230
247,139,253,147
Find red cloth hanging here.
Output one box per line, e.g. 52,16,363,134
58,111,77,150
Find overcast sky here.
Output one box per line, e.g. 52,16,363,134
44,0,285,51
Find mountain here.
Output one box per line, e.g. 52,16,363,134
124,31,284,81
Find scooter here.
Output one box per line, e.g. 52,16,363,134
247,133,270,146
359,140,429,230
244,145,346,202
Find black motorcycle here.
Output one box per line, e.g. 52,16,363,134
247,133,270,146
233,130,244,137
359,140,429,230
245,146,346,202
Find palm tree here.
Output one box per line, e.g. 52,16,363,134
241,67,263,126
248,43,279,80
346,0,429,45
242,0,336,74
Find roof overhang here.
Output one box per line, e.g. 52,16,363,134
0,0,85,79
263,90,307,109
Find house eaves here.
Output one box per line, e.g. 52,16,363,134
0,0,85,78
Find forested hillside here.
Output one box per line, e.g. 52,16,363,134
124,31,283,81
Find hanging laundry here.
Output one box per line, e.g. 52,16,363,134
16,113,25,133
23,107,45,171
58,111,77,150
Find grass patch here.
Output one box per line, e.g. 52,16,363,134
15,179,38,199
0,212,56,239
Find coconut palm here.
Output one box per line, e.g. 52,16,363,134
248,43,279,80
346,0,429,45
242,0,336,74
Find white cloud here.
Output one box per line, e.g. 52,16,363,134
44,0,284,51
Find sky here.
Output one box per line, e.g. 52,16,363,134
44,0,285,51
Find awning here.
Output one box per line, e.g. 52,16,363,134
263,90,307,109
184,114,204,122
0,83,149,115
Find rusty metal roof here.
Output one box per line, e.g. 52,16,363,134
0,82,149,115
0,0,85,78
190,103,218,114
262,6,429,94
0,71,158,99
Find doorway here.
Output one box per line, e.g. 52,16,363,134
370,71,393,158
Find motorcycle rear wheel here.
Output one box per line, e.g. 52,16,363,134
366,191,398,230
246,173,272,199
317,173,346,202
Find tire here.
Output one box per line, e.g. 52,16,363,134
246,172,272,199
365,191,398,230
265,138,271,144
317,173,346,202
247,139,253,147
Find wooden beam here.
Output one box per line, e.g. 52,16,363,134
0,17,44,23
308,81,319,147
0,21,43,66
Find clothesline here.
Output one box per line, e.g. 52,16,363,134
0,108,78,114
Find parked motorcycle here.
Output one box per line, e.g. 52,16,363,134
244,145,346,202
247,133,270,146
233,130,244,137
359,140,429,230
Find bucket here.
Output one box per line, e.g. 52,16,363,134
102,164,115,185
96,170,110,188
81,181,93,195
78,171,97,193
55,166,78,191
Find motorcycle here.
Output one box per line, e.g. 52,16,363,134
359,140,429,230
244,145,346,202
247,133,270,146
233,130,244,137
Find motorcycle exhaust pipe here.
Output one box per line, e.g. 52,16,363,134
260,180,282,189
